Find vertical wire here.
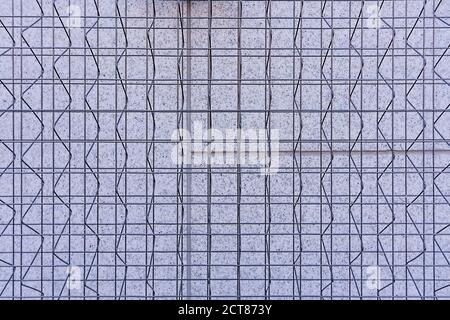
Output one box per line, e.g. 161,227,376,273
330,0,334,300
20,0,45,299
83,0,87,299
145,0,156,300
12,0,17,299
431,0,437,300
96,0,100,298
51,0,55,298
348,1,352,299
319,0,324,298
292,0,295,300
176,0,186,300
432,0,450,298
292,0,296,300
0,0,16,299
404,0,408,298
292,0,304,300
376,0,380,299
40,0,45,300
53,0,73,298
320,0,334,298
349,0,364,299
114,0,117,298
236,0,242,300
376,0,396,299
422,0,427,298
115,0,129,299
12,0,16,299
360,0,365,297
185,0,192,300
206,0,213,300
432,0,436,299
84,0,101,298
123,1,128,300
176,0,180,298
68,0,72,300
405,0,427,299
391,0,396,300
20,0,23,298
264,0,273,300
40,0,46,298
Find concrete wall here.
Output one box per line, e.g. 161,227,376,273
0,0,449,299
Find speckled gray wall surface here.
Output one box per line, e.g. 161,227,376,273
0,0,449,300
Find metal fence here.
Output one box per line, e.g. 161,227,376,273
0,0,449,299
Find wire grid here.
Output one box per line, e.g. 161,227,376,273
0,0,449,300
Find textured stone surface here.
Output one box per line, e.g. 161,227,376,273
0,0,449,299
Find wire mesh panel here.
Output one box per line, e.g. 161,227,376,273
0,0,449,300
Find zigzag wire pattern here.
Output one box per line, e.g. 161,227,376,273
264,0,273,300
0,0,447,300
83,0,100,298
176,0,186,300
293,0,304,300
348,0,364,298
404,0,427,298
145,0,157,300
20,0,45,297
0,11,16,298
115,0,129,299
433,0,450,298
320,0,335,298
376,0,396,297
52,1,73,298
